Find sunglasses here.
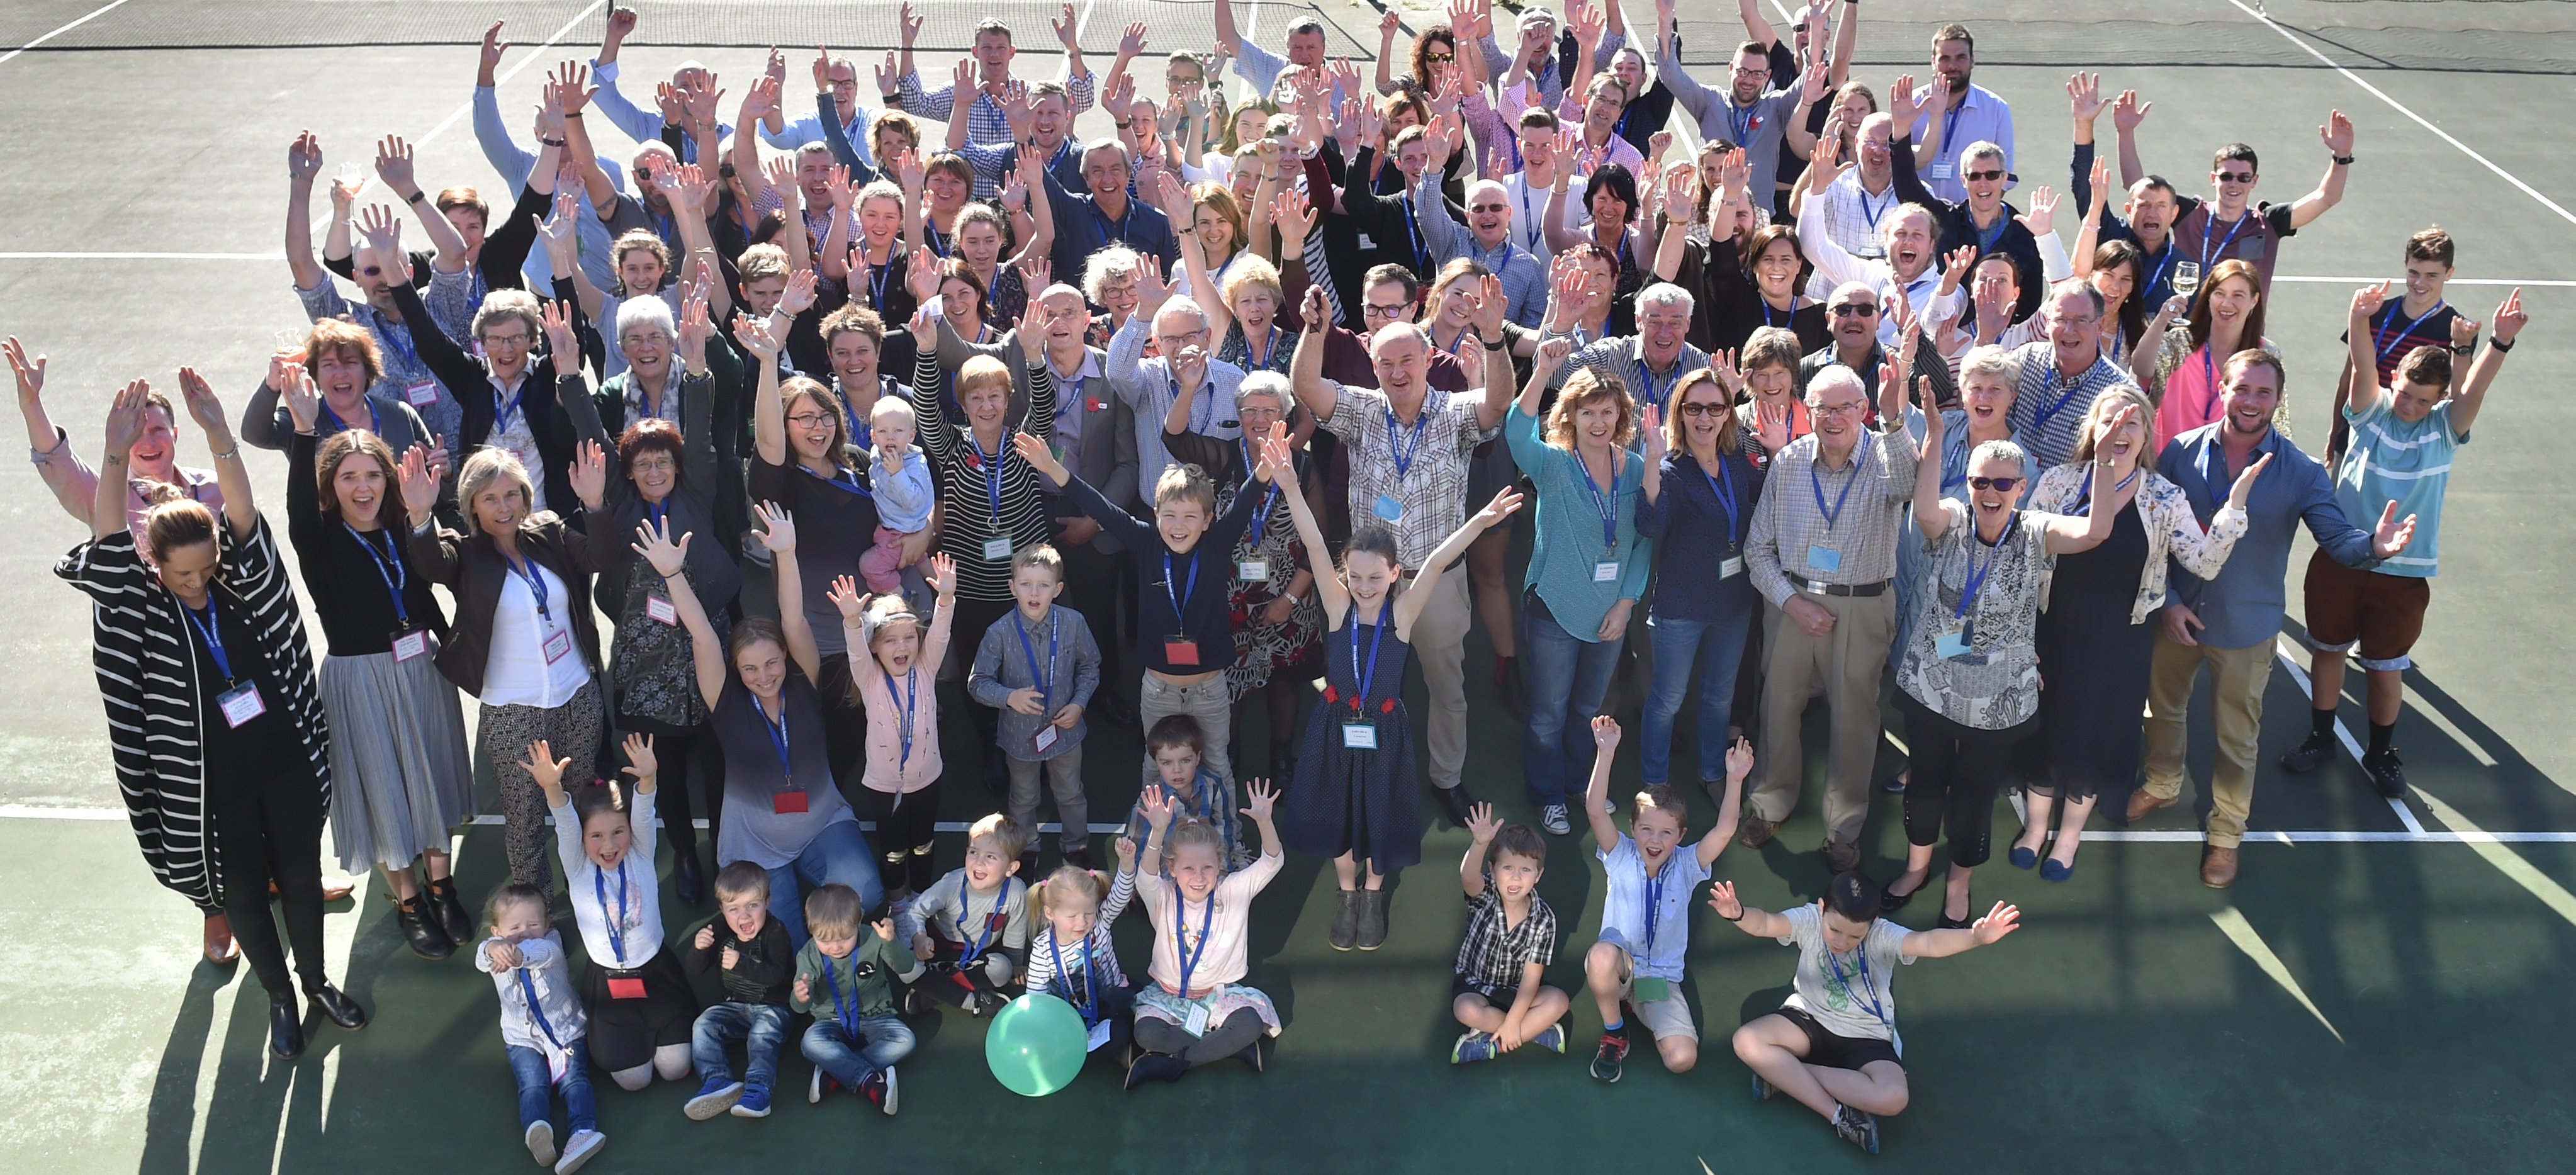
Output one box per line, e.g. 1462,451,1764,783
1964,169,2006,182
1968,476,2022,492
1467,202,1508,213
1426,52,1456,63
2215,170,2257,183
1831,303,1878,317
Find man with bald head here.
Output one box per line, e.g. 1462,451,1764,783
1290,281,1519,824
1107,287,1244,483
1808,112,1903,262
1412,120,1548,328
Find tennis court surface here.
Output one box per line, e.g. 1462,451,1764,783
3,1,2573,1171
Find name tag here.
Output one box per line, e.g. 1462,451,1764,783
1719,555,1744,579
1806,545,1842,575
544,1043,572,1085
1935,628,1972,660
1163,639,1200,666
1373,493,1405,523
773,789,809,814
542,629,573,665
1237,558,1269,582
1182,1001,1211,1037
1033,724,1061,754
1592,560,1620,583
645,595,678,625
606,975,648,1000
403,379,440,408
1631,975,1671,1004
391,629,429,661
1928,162,1955,181
218,682,267,728
1341,722,1378,750
982,536,1014,561
1085,1018,1113,1052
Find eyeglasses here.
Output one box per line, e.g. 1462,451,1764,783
1964,169,2006,182
620,332,671,346
480,332,532,348
1468,203,1509,213
1361,302,1412,320
1677,402,1729,417
2215,170,2257,184
1967,476,2022,492
1831,303,1878,317
1731,66,1770,79
785,413,835,428
1812,401,1867,417
1166,75,1203,86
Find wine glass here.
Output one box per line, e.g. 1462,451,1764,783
2171,260,2202,299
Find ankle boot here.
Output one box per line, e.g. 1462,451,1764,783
672,847,707,907
1328,889,1360,952
1356,887,1389,952
395,892,454,960
425,875,474,945
307,982,369,1032
269,994,307,1059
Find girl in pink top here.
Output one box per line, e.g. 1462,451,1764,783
2141,259,2274,452
826,553,956,897
1124,779,1285,1087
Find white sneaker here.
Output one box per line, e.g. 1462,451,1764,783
808,1065,827,1104
1540,804,1572,835
877,1066,899,1116
554,1129,605,1174
524,1121,556,1166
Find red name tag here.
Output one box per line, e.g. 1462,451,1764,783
1163,639,1199,666
773,790,809,814
606,976,648,1000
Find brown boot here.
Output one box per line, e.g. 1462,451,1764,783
1823,840,1860,874
2125,788,2176,823
1739,816,1778,849
2200,844,2239,889
203,913,240,965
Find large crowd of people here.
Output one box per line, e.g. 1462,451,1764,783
19,0,2533,1164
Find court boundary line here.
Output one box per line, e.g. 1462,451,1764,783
0,0,135,67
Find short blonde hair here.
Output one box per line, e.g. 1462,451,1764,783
968,812,1030,862
2073,385,2155,464
737,242,791,285
456,447,536,532
1543,367,1636,451
1011,543,1065,583
1218,254,1283,316
1152,462,1217,514
1958,344,2013,387
956,354,1013,399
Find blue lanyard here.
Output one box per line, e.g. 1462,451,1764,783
967,428,1007,531
517,967,565,1052
894,667,920,768
1940,430,1969,493
466,268,488,317
1049,931,1100,1024
1575,449,1624,554
2031,368,2090,439
2373,301,2447,363
1823,945,1891,1031
2140,241,2177,302
1091,199,1134,245
1953,510,2018,622
1641,860,1669,956
755,692,794,784
321,395,380,437
494,377,528,434
1729,99,1757,147
643,495,672,532
376,319,422,371
344,523,409,626
867,250,897,310
1398,192,1428,274
1631,356,1679,412
1242,324,1280,369
1171,879,1217,997
1161,551,1199,625
1856,186,1889,232
1348,597,1390,711
2198,208,2253,270
592,858,631,964
1699,453,1741,545
819,956,860,1036
1514,178,1544,252
925,219,950,259
1940,100,1966,160
1809,437,1865,533
503,551,551,622
1239,440,1280,548
1385,408,1431,480
181,598,237,683
816,464,875,500
1014,610,1059,708
960,877,1016,964
2074,467,2140,515
1973,211,2009,256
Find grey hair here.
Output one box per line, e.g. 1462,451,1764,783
1081,246,1142,304
1286,15,1327,37
1081,137,1133,171
1804,366,1867,403
615,296,676,343
1967,438,2027,473
1153,296,1211,332
1237,371,1292,412
1963,139,2007,168
1957,344,2013,385
1636,282,1696,315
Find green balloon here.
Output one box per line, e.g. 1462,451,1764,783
986,992,1089,1096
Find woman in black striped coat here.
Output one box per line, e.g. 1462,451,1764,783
56,376,367,1060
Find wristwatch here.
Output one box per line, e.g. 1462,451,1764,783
2450,342,2474,356
2493,335,2516,352
1480,332,1506,351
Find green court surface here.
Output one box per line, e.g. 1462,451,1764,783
5,2,2575,1171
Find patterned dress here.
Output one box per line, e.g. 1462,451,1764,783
1283,600,1423,872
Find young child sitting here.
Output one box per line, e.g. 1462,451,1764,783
1579,717,1754,1084
899,812,1032,1016
834,554,957,897
1124,779,1285,1088
967,544,1104,869
1717,871,2024,1155
1122,715,1245,869
860,395,934,598
529,734,698,1093
1450,804,1568,1064
790,883,914,1114
475,882,607,1174
680,862,796,1121
1021,839,1141,1071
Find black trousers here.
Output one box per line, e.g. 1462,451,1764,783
855,779,944,894
1896,692,2032,870
210,766,329,999
1058,537,1127,709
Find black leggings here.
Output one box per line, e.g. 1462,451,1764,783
210,767,330,999
1896,692,2032,870
856,779,943,895
1133,1008,1265,1069
638,731,723,860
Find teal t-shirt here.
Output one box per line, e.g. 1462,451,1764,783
2334,396,2463,578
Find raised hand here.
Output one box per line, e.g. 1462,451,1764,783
905,305,940,349
1465,801,1503,843
1590,713,1623,750
546,60,595,116
631,515,692,575
1640,403,1666,463
568,437,609,505
398,444,441,520
754,500,797,554
2019,186,2059,237
4,336,45,412
1140,784,1175,831
2110,89,2151,134
1707,880,1743,921
1970,901,2022,945
520,739,574,801
1113,835,1138,873
2370,501,2417,559
2224,451,2271,510
733,312,782,360
825,575,867,622
621,731,658,785
927,551,957,598
288,130,323,182
2319,108,2354,156
1886,74,1921,132
1724,735,1756,781
373,134,419,194
175,366,231,445
1010,431,1069,483
2492,288,2528,344
1241,778,1279,824
2350,280,2390,323
281,366,323,432
1757,400,1791,453
2066,72,2105,126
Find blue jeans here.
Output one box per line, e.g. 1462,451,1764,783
801,1013,916,1086
762,819,884,947
691,1001,790,1089
1522,600,1627,807
1641,606,1756,785
505,1038,598,1135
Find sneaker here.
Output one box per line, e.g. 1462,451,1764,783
1884,768,1909,794
807,1067,834,1105
2362,746,2409,799
1531,1023,1566,1054
1235,1039,1264,1072
1540,804,1572,835
729,1084,772,1118
1327,889,1360,952
1123,1052,1186,1089
1451,1030,1497,1064
899,987,929,1016
1833,1105,1882,1155
969,990,1008,1016
2279,729,2334,773
1589,1031,1630,1082
524,1121,557,1166
1752,1072,1775,1101
683,1077,744,1121
554,1129,606,1174
859,1068,897,1115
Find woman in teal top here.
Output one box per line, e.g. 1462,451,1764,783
1509,340,1655,836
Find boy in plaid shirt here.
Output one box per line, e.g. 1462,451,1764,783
1449,804,1568,1063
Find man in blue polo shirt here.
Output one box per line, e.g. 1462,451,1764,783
2131,349,2416,889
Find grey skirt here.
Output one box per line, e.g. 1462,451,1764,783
320,643,475,872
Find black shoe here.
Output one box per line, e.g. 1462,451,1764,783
268,995,307,1059
1235,1039,1264,1073
1096,694,1139,730
1327,889,1360,952
1496,656,1529,723
394,894,454,960
307,983,369,1032
1436,784,1475,827
672,848,707,907
1354,888,1388,952
1123,1052,1186,1089
1020,848,1042,881
2278,729,2334,773
2362,746,2409,799
425,875,475,946
1879,874,1923,914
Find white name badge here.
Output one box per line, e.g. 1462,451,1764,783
1806,545,1843,574
982,536,1014,561
1935,629,1972,660
1237,558,1269,582
1928,162,1955,181
1182,1001,1211,1037
1373,493,1405,523
1592,560,1620,583
1719,555,1744,579
645,595,678,625
218,682,267,728
1086,1018,1113,1052
544,1044,573,1085
1342,722,1378,750
403,379,440,408
391,629,430,661
542,629,573,665
1033,724,1060,754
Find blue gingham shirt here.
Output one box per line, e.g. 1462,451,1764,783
900,69,1096,148
2003,340,2137,472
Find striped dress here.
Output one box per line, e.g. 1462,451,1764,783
908,347,1059,604
55,518,330,908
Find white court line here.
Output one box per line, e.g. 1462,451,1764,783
0,250,283,260
2226,0,2576,229
2275,636,2428,834
0,0,135,67
2270,276,2575,289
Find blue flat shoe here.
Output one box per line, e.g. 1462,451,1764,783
2040,857,2076,882
2008,845,2038,870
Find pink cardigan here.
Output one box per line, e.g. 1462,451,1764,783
851,596,953,796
